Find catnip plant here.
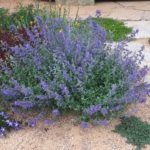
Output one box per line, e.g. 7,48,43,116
0,13,149,125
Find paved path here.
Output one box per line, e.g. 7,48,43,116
125,21,150,38
69,1,150,21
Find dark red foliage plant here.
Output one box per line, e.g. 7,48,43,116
0,28,29,61
0,30,19,61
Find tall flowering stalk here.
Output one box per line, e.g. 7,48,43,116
0,14,149,123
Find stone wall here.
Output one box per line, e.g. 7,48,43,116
55,0,95,5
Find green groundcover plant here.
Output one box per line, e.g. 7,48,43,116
0,9,149,128
114,116,150,150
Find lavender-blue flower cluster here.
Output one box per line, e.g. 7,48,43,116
0,13,149,123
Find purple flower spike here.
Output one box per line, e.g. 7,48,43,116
0,112,4,117
101,108,108,116
85,103,102,116
0,127,5,132
44,119,55,125
40,80,49,92
2,89,17,97
28,118,37,128
52,109,60,117
81,121,88,129
96,10,101,17
13,122,20,130
6,120,13,127
0,132,4,137
13,101,34,109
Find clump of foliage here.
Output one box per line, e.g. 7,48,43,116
0,112,20,137
0,30,20,47
114,116,150,150
0,8,10,30
0,11,149,126
148,38,150,44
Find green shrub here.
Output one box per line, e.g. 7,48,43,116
0,15,149,125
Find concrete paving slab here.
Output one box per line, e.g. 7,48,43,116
118,1,150,11
107,8,144,21
125,21,150,38
143,11,150,21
